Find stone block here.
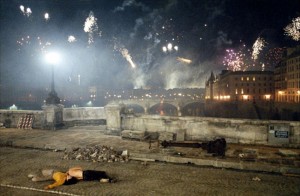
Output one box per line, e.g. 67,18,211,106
159,132,174,141
176,129,185,141
121,130,145,140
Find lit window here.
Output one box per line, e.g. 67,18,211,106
247,77,249,81
253,77,255,81
241,89,244,94
235,89,238,94
241,77,244,81
242,95,249,100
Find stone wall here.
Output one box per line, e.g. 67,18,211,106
1,106,299,147
121,114,300,147
0,107,107,128
0,110,44,128
63,107,106,126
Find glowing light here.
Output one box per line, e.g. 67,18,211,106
252,37,266,60
264,94,271,100
68,35,76,43
45,52,60,65
167,43,173,51
19,5,32,17
174,46,178,51
177,57,192,64
242,95,249,100
44,13,49,21
9,104,18,110
20,5,24,12
284,17,300,41
83,11,101,44
162,46,167,52
26,7,32,16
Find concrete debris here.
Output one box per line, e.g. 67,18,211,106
252,177,261,181
239,153,245,158
62,145,129,163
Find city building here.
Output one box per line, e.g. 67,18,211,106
205,70,274,102
274,46,300,103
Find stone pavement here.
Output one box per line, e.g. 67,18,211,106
0,126,299,176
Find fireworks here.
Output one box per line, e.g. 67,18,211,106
17,36,51,53
252,37,266,60
20,5,32,17
284,17,300,41
264,47,285,69
177,57,192,64
68,35,77,43
83,11,101,44
44,13,50,21
121,48,136,68
20,5,24,12
223,49,245,71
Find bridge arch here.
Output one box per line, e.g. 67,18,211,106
148,103,178,116
181,101,204,116
123,103,145,113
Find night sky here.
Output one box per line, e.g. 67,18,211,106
0,0,299,92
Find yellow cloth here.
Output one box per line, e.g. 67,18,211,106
45,172,67,189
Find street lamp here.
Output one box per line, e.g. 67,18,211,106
45,52,61,105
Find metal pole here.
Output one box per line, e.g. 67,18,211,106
51,64,55,93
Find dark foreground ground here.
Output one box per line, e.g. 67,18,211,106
0,147,299,196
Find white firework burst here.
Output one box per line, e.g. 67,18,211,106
83,11,101,44
252,37,266,60
284,17,300,41
68,35,77,43
44,13,50,21
121,48,136,68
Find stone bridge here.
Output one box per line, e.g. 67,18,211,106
108,98,204,116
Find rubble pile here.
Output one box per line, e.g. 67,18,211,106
62,145,129,163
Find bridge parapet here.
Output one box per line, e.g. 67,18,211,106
108,98,204,116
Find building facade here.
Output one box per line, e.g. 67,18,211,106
275,46,300,103
205,70,274,102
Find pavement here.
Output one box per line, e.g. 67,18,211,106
0,126,300,176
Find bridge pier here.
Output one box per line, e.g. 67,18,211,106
144,106,148,114
177,106,182,116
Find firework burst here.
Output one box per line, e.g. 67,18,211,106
17,36,51,53
284,17,300,41
223,49,245,71
44,13,50,21
68,35,77,43
84,11,101,44
120,48,136,68
113,42,136,68
177,57,192,64
252,37,267,60
19,5,32,17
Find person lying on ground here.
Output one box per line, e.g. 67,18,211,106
28,167,116,189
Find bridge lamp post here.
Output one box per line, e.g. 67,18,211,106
45,52,61,105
